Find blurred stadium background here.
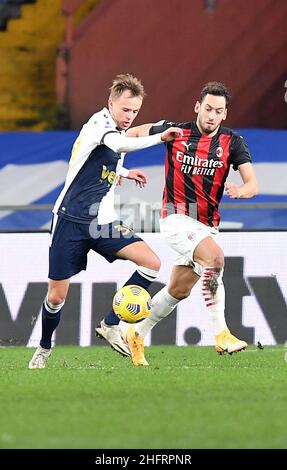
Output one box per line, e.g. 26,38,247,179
1,0,287,452
0,0,287,231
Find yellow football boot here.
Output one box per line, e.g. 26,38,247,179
126,326,149,366
216,328,247,355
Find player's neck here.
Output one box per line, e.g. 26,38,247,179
196,120,220,138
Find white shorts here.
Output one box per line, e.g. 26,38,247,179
159,214,218,276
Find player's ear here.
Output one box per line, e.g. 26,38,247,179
222,108,227,121
194,101,200,113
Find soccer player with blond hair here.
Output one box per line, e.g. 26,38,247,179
29,73,182,368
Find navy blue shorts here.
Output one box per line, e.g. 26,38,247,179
49,216,142,280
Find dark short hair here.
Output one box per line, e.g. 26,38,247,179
109,73,145,100
199,81,231,105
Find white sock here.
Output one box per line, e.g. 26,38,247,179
45,296,65,314
202,267,227,335
135,286,180,338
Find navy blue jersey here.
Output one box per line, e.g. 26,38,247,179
53,108,127,225
58,145,120,223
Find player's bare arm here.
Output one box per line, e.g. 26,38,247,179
116,126,182,187
126,124,183,141
225,162,258,199
126,123,153,137
104,126,182,154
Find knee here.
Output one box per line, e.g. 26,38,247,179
213,254,224,270
168,285,191,300
202,253,224,269
47,292,66,306
146,254,161,272
137,259,161,283
153,257,161,272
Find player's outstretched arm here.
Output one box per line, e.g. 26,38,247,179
127,125,183,141
126,124,154,137
104,127,183,153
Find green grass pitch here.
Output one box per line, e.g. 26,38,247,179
0,345,286,449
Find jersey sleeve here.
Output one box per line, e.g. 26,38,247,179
92,112,119,145
230,133,252,171
103,132,162,153
149,120,178,135
76,110,120,156
117,166,130,177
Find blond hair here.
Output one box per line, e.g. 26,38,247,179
109,73,145,100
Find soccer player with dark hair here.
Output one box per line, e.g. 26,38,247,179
28,73,182,368
123,81,258,365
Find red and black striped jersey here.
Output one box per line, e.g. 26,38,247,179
150,121,252,227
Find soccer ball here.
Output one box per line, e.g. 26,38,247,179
112,285,151,323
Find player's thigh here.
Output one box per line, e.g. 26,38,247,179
193,236,224,268
47,279,70,304
159,214,210,259
91,220,160,270
49,218,89,280
116,241,160,270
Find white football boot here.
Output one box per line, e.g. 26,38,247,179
28,346,52,369
95,320,130,357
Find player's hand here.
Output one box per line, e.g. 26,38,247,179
161,127,183,142
225,181,241,199
127,169,148,188
117,176,123,186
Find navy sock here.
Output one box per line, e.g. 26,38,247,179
104,271,154,325
40,302,62,349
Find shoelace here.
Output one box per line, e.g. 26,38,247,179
34,352,48,366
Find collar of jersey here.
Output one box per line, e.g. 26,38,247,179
102,107,124,133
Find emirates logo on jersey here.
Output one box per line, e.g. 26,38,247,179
176,150,224,176
216,146,223,158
